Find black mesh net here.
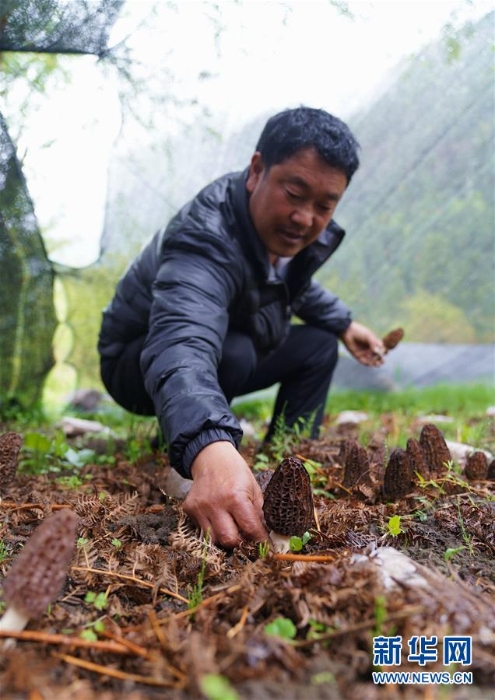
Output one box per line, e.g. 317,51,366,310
0,0,124,55
0,0,124,410
0,110,57,410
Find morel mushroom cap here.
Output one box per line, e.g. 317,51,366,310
263,457,315,539
0,431,23,489
464,451,489,481
0,509,78,634
419,423,452,475
406,437,429,479
382,328,404,352
342,440,370,489
383,448,414,501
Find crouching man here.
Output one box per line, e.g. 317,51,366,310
98,106,384,547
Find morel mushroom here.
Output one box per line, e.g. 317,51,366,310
383,448,414,501
373,328,404,359
262,457,315,553
406,437,429,479
419,423,452,476
464,451,489,481
342,440,370,489
382,328,404,352
0,509,78,637
0,431,23,489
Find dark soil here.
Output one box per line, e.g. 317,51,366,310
0,417,494,700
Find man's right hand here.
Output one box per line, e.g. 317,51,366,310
183,441,268,548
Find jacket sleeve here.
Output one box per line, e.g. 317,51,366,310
291,279,352,335
140,230,243,478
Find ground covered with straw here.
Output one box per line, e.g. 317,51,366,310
0,412,494,700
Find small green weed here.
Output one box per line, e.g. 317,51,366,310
456,497,475,555
85,591,108,611
289,531,312,552
373,595,388,637
444,546,465,562
264,617,297,640
55,475,86,489
0,540,9,564
311,671,335,685
188,531,210,610
385,515,403,537
258,540,270,558
200,674,239,700
306,618,333,641
253,452,270,471
20,432,103,476
80,618,106,641
269,410,318,462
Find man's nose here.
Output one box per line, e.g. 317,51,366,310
290,205,313,229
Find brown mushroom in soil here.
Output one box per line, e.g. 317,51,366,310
342,440,370,489
406,437,429,479
262,456,315,553
464,451,489,481
383,448,415,501
0,431,23,489
419,423,452,476
0,509,78,639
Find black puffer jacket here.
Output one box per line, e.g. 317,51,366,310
98,168,352,478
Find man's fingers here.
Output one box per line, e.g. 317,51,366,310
233,500,268,543
184,498,245,548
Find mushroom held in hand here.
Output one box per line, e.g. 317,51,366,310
262,456,315,553
382,328,404,352
371,328,404,360
0,509,78,636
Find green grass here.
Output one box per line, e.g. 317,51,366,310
232,383,494,453
326,383,494,416
2,384,494,467
232,383,493,422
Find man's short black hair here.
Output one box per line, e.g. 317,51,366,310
255,106,360,183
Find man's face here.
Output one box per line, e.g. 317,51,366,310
246,147,348,262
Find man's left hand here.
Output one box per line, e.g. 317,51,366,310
340,320,385,367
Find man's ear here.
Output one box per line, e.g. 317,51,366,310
246,152,265,194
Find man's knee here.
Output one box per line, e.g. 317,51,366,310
292,325,339,370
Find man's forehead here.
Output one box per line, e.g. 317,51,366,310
278,161,347,199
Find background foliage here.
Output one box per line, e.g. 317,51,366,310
0,2,493,410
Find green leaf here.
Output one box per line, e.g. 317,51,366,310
200,674,239,700
289,536,303,552
444,546,464,562
290,531,312,552
80,629,98,641
64,447,96,468
387,515,402,536
264,617,297,640
24,432,51,453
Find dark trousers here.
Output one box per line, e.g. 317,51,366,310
101,325,339,440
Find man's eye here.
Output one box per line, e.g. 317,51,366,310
286,189,302,200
